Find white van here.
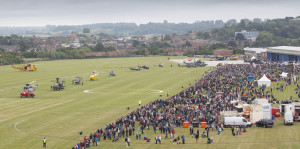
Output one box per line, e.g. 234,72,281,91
224,117,252,127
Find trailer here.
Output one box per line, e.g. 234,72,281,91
251,104,264,123
262,104,272,120
284,112,294,125
279,104,293,113
292,102,300,121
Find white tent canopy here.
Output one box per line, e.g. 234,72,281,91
280,72,288,78
258,74,271,86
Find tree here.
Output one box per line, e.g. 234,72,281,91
254,31,274,47
94,42,105,52
83,28,90,33
105,46,116,52
202,32,211,40
196,31,203,39
228,41,237,47
183,41,192,47
235,33,245,40
132,40,140,47
163,35,172,41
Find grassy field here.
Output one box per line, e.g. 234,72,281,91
0,57,300,149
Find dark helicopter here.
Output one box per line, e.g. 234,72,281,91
141,65,149,69
72,77,83,85
179,59,207,68
109,71,116,77
51,78,65,91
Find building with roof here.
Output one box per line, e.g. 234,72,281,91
243,47,267,59
235,30,259,41
267,46,300,62
213,49,233,57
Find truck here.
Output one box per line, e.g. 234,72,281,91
284,112,294,125
223,117,252,127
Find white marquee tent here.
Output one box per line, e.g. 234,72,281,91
258,74,271,87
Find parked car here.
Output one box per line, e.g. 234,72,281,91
255,119,274,128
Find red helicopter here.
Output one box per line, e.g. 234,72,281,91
20,83,37,98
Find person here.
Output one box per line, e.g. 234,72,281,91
43,137,46,147
210,136,213,144
207,137,211,144
172,129,175,138
165,132,168,139
181,135,185,144
155,136,158,144
159,136,161,144
195,133,199,143
125,137,128,147
95,137,98,146
127,137,130,146
206,127,209,138
139,100,141,106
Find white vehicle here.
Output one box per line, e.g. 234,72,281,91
284,112,294,125
223,117,252,127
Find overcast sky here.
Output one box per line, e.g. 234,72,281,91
0,0,299,27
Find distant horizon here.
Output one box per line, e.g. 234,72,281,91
0,16,298,28
0,0,299,27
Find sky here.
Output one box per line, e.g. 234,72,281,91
0,0,299,27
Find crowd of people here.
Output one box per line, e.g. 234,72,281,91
72,62,299,149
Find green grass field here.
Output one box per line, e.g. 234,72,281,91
0,57,300,149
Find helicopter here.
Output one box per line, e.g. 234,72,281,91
130,67,140,71
51,78,65,91
90,72,99,81
11,64,37,71
141,65,149,69
72,77,83,85
20,83,37,98
109,71,116,77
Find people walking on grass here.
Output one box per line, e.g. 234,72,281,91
195,133,199,143
127,137,130,146
181,135,185,144
125,137,128,147
172,129,175,138
43,137,46,148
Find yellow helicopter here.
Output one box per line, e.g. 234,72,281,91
11,64,37,71
90,71,99,81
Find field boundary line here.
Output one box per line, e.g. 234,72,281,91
14,119,27,134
